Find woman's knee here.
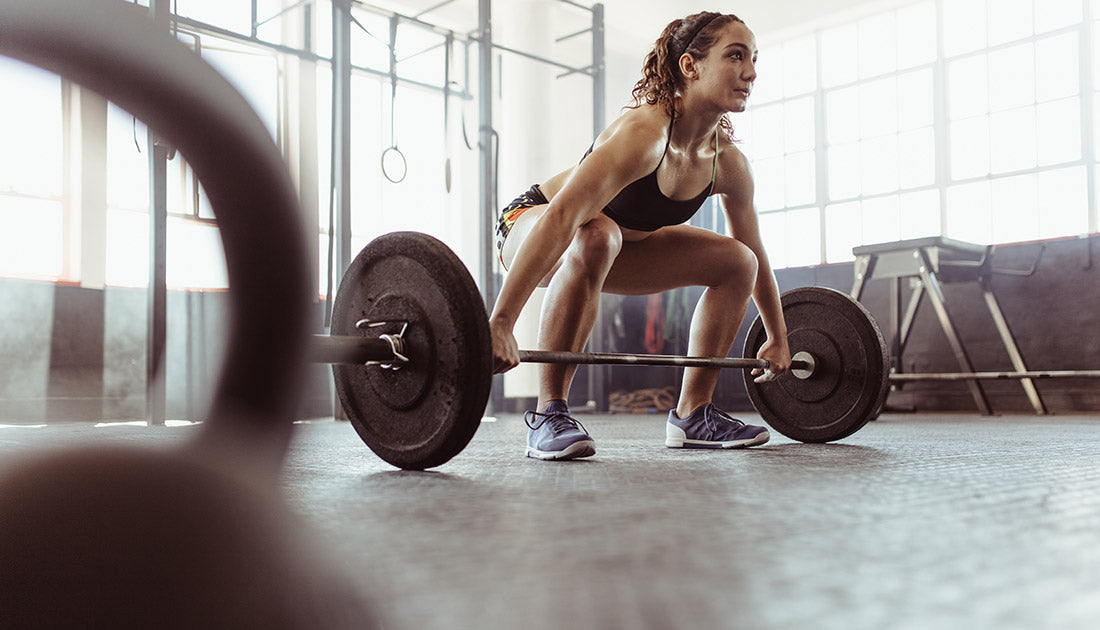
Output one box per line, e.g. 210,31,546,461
708,238,758,288
566,216,623,272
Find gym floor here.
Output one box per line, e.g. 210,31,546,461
3,412,1099,629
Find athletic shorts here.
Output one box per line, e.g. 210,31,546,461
495,184,548,268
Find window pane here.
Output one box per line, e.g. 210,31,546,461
990,174,1038,243
861,136,899,195
862,195,901,245
0,58,62,197
828,143,861,201
988,0,1033,47
733,115,754,159
950,117,991,179
946,180,992,243
826,87,860,144
313,1,333,62
783,37,817,97
899,189,941,239
377,87,448,239
899,128,936,189
948,55,989,120
351,12,392,70
107,104,150,212
896,3,936,69
784,151,816,207
898,69,933,131
1093,98,1100,157
825,201,861,262
350,77,385,237
1036,0,1082,33
943,0,988,57
786,208,821,267
316,70,332,230
204,45,280,141
1035,33,1079,102
751,52,783,105
753,158,786,211
750,103,785,158
859,13,897,78
859,77,898,138
106,210,148,287
1037,97,1081,165
174,0,252,34
758,211,788,268
821,24,858,87
989,107,1037,174
784,97,815,153
0,196,63,279
1093,22,1100,87
988,43,1035,112
167,220,227,289
1039,167,1088,238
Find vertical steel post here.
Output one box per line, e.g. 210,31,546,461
146,0,169,426
588,2,606,410
479,0,494,313
591,4,605,139
479,0,503,413
332,0,353,286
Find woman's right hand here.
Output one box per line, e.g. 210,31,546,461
489,317,521,374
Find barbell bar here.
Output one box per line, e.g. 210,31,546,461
310,337,813,373
311,333,1100,386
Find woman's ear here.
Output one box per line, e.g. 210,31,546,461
679,53,699,80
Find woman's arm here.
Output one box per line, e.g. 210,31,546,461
489,112,667,373
715,145,791,377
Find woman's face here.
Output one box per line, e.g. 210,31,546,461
689,21,758,113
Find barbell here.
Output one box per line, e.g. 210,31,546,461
319,231,892,470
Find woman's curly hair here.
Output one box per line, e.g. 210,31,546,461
629,12,745,140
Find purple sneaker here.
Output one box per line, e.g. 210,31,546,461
524,400,596,460
666,403,770,449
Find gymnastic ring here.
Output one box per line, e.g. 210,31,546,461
0,0,313,465
381,145,407,183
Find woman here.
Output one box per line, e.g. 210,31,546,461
492,11,792,460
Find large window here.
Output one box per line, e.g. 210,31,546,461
104,27,281,290
1,2,467,295
0,57,63,280
736,0,1097,269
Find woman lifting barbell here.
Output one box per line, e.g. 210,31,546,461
491,11,792,460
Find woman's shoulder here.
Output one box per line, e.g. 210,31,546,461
714,134,754,195
717,133,751,173
596,104,671,151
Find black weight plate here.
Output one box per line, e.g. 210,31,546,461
331,232,492,470
743,287,889,443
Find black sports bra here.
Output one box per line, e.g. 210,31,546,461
582,119,718,232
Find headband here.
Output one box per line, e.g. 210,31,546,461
679,14,722,57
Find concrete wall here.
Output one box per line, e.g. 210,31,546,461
0,236,1094,424
0,281,332,425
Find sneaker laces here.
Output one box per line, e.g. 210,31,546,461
524,409,589,436
701,403,745,434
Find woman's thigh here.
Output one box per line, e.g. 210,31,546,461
501,207,624,287
602,225,757,296
499,203,549,271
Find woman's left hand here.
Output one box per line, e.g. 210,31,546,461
751,337,792,383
